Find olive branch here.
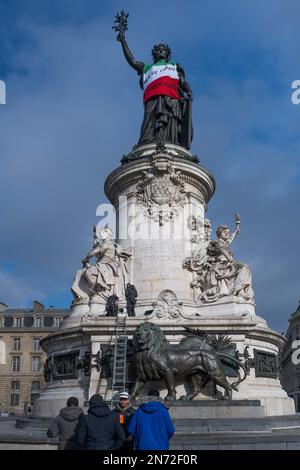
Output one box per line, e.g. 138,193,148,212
112,10,129,39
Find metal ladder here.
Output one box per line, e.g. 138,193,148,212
110,314,128,408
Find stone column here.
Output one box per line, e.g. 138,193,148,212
104,143,215,316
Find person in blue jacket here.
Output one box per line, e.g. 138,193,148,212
127,389,175,450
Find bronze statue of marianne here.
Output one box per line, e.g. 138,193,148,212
113,11,193,150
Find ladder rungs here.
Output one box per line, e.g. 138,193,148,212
110,317,128,408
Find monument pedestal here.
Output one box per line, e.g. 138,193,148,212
35,313,294,417
167,400,265,419
34,143,294,420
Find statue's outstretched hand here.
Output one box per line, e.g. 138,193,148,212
116,32,125,42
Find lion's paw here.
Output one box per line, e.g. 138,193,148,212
164,395,176,401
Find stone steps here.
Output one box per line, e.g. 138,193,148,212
3,415,300,450
173,414,300,433
169,415,300,449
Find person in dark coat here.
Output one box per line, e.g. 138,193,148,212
47,397,83,450
127,389,175,450
125,283,138,316
77,394,125,450
112,391,135,450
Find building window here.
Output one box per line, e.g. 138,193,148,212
15,317,23,328
31,381,40,402
32,356,41,372
54,317,63,328
12,356,20,372
34,317,43,328
13,338,21,351
11,380,20,391
10,381,20,406
33,338,40,351
0,317,3,327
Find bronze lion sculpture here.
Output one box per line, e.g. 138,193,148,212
131,322,246,400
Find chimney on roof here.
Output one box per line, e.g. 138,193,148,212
0,302,8,312
33,300,44,313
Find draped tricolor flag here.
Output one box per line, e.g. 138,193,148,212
143,61,180,103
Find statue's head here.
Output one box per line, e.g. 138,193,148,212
99,225,113,241
216,224,230,240
133,322,167,351
152,43,171,63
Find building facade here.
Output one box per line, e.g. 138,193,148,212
280,302,300,412
0,301,70,415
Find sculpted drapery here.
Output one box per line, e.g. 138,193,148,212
71,226,131,304
184,218,254,304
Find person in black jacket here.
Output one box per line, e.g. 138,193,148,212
112,391,135,450
77,394,125,450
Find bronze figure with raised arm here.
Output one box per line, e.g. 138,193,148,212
113,11,193,149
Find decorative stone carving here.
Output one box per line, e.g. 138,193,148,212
71,225,131,306
152,290,183,319
44,353,79,382
135,153,187,225
254,350,278,378
184,215,254,305
52,351,79,380
155,141,166,152
121,143,199,165
183,218,212,291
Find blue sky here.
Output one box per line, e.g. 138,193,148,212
0,0,299,332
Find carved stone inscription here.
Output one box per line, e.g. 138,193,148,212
134,242,189,277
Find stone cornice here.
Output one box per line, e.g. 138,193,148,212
42,317,284,349
104,156,216,207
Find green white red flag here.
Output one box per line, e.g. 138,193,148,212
143,61,179,103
